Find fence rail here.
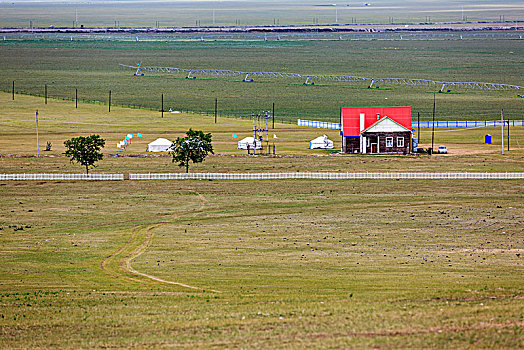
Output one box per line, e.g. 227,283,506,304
130,172,524,180
297,119,342,130
2,173,521,181
414,120,524,128
0,173,124,181
298,119,524,130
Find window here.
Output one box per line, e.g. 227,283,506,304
397,137,404,147
386,137,393,147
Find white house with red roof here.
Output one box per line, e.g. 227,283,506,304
340,106,413,154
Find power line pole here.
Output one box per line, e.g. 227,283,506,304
36,110,39,156
272,102,275,129
266,111,269,155
501,108,504,155
507,116,510,151
161,93,164,118
431,94,436,155
12,81,14,100
108,90,111,112
45,84,47,104
417,112,420,141
214,98,218,123
75,88,78,108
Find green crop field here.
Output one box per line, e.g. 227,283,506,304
0,37,522,122
0,91,523,348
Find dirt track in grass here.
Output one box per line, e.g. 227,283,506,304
100,192,221,293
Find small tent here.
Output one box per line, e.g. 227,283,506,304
146,138,173,152
238,137,262,150
309,135,334,149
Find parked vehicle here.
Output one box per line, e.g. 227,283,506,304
438,146,448,154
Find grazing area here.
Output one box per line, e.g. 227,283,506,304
0,91,523,347
0,176,523,347
0,37,522,122
0,0,523,344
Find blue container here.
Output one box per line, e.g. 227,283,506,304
485,134,492,144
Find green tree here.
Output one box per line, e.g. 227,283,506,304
64,134,105,175
170,129,214,173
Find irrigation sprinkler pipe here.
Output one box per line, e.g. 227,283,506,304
119,64,524,92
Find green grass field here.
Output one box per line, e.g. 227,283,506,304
0,36,522,122
0,92,523,348
1,179,523,348
0,11,523,345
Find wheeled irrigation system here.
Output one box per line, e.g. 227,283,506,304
120,63,523,92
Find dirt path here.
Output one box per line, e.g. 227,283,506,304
101,192,221,293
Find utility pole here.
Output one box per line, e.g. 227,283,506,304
214,98,217,123
431,94,436,154
501,109,504,155
417,112,420,141
507,116,510,151
272,102,275,129
108,90,111,112
12,81,14,100
36,110,39,156
75,88,78,108
266,111,269,155
252,113,256,155
45,84,47,104
161,93,164,118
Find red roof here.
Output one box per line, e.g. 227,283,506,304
341,106,412,137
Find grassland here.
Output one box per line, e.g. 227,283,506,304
1,170,523,347
1,91,523,166
0,91,523,347
0,37,522,122
1,15,523,346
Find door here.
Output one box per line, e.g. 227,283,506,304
371,143,378,154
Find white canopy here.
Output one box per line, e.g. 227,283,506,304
238,137,262,150
146,138,173,152
310,135,334,149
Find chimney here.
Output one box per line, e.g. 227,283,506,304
360,113,365,132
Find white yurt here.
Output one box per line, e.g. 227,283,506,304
237,137,262,150
146,138,173,152
309,135,334,149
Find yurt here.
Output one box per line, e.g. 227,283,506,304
309,135,334,149
237,137,262,150
146,138,173,152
